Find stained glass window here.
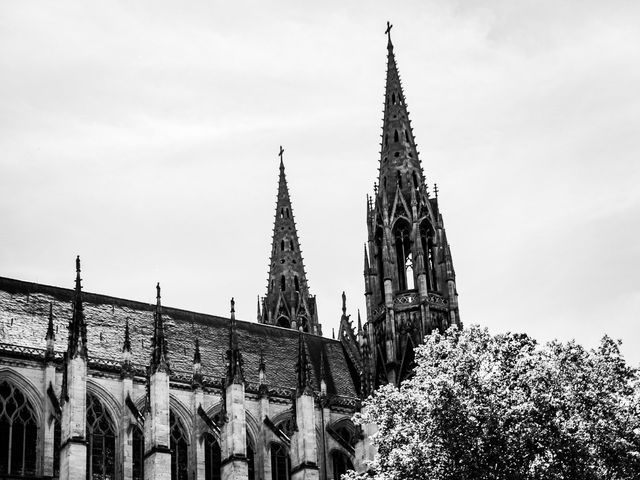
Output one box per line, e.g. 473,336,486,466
170,411,188,480
0,380,38,477
270,443,290,480
132,426,144,480
203,432,221,480
86,393,116,480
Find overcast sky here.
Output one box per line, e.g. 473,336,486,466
1,1,639,364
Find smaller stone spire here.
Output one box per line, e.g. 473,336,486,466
256,295,261,322
121,319,133,377
67,255,88,359
150,283,170,374
192,338,203,387
363,244,370,274
226,297,244,386
45,303,55,362
319,349,327,397
296,331,313,396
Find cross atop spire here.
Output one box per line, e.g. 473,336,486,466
385,21,393,48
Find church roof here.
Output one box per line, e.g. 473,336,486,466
0,276,360,406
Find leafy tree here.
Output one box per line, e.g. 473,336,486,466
346,326,640,480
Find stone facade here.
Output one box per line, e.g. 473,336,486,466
0,27,460,480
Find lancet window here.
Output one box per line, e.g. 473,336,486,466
0,380,38,477
331,451,354,480
86,393,116,480
270,442,291,480
247,437,256,480
203,433,221,480
132,426,144,480
394,221,413,291
170,411,189,480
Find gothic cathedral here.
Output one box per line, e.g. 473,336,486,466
0,27,459,480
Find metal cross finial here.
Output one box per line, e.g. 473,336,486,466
279,145,284,161
385,21,393,43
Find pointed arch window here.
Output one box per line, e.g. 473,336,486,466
247,437,256,480
204,432,221,480
0,381,38,477
394,222,413,291
281,240,285,251
391,92,396,105
294,276,300,292
405,130,410,142
86,393,116,480
394,130,399,142
270,443,291,480
132,426,144,480
170,411,189,480
332,451,354,479
280,275,286,292
290,240,294,251
54,418,61,476
286,208,290,218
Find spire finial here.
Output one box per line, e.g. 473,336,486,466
279,145,285,168
230,297,235,320
156,282,161,303
434,183,439,200
385,21,393,47
341,291,347,316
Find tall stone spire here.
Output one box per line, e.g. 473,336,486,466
378,21,423,204
261,147,321,335
362,24,461,391
67,256,88,359
150,283,169,374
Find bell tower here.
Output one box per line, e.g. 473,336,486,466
260,147,321,335
363,23,461,391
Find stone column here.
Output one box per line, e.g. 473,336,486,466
59,356,87,480
291,393,319,480
221,382,248,480
144,370,171,480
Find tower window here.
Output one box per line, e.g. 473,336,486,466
392,93,396,105
413,171,418,189
397,171,402,189
394,130,399,142
290,240,294,251
280,276,286,291
384,135,388,147
405,130,409,142
280,208,284,219
286,208,290,218
280,240,285,251
294,276,300,292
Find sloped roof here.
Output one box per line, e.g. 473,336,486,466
0,276,359,402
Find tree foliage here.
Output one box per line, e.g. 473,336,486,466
347,326,640,480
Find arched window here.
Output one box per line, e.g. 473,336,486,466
54,419,61,476
170,411,189,480
332,451,354,480
391,92,396,105
281,240,285,251
0,381,38,477
86,393,116,480
276,317,291,328
405,130,410,143
270,443,291,480
247,437,256,480
203,433,221,480
286,208,290,218
132,426,144,480
280,276,286,292
294,276,300,292
280,208,284,219
393,130,399,142
289,240,294,251
412,171,418,189
394,222,412,291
